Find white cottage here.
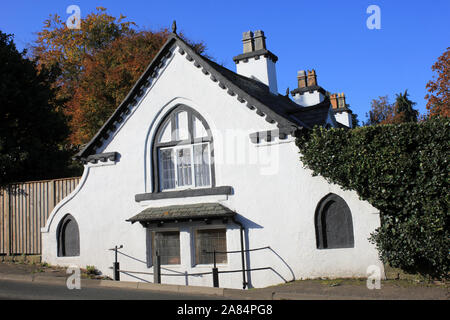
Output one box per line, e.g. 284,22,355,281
41,28,384,289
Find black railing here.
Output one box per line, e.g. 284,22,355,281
109,245,123,281
109,245,273,289
203,246,270,288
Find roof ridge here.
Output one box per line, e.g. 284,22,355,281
76,32,331,159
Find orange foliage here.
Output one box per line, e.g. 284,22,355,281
425,47,449,118
67,30,171,144
33,7,135,106
32,7,209,145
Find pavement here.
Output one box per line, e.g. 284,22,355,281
0,279,221,300
0,261,448,300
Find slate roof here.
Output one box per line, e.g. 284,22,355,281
75,32,332,160
287,97,333,128
127,203,236,224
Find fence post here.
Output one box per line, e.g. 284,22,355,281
154,251,161,284
112,245,122,281
212,249,219,288
113,246,120,281
6,185,11,256
49,180,56,212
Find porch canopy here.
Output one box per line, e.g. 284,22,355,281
126,203,236,227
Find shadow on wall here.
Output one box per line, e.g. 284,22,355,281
234,214,296,288
108,214,296,288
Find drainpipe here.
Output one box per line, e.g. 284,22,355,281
231,216,247,289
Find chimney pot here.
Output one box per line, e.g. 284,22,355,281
242,31,254,53
307,69,317,86
338,93,346,108
297,70,307,88
330,93,338,109
253,30,266,51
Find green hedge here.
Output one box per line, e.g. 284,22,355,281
295,118,449,279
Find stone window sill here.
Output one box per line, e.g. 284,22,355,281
135,186,233,202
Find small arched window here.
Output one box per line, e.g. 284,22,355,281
315,194,354,249
57,214,80,257
153,105,215,192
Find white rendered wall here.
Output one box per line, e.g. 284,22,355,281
334,111,353,128
236,56,278,94
42,44,383,289
292,91,325,107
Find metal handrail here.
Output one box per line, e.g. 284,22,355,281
112,267,272,277
203,246,270,255
109,245,274,288
112,269,213,276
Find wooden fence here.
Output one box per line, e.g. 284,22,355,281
0,177,80,255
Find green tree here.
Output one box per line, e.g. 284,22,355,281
394,90,418,123
351,112,360,128
0,31,76,186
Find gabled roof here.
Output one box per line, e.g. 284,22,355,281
75,33,331,160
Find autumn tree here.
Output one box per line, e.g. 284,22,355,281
33,7,208,145
67,30,170,143
0,31,76,185
32,7,135,105
365,96,395,125
425,47,450,118
365,91,418,125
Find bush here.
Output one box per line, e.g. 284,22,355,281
295,118,449,279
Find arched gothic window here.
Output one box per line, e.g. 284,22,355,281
57,214,80,257
153,105,215,192
315,194,354,249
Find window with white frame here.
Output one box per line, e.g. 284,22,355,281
195,228,227,265
154,106,214,192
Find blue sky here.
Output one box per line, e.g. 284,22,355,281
1,0,449,121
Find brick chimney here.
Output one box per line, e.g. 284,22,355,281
291,69,325,107
234,30,278,94
338,93,346,108
307,69,317,86
330,93,338,109
297,70,307,88
333,92,353,128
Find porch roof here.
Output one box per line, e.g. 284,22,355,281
126,203,236,225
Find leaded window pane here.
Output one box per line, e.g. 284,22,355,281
154,231,180,265
195,229,227,265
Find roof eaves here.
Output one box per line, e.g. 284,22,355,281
174,41,306,133
77,34,308,159
75,34,179,159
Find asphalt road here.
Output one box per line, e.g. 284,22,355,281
0,279,221,300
